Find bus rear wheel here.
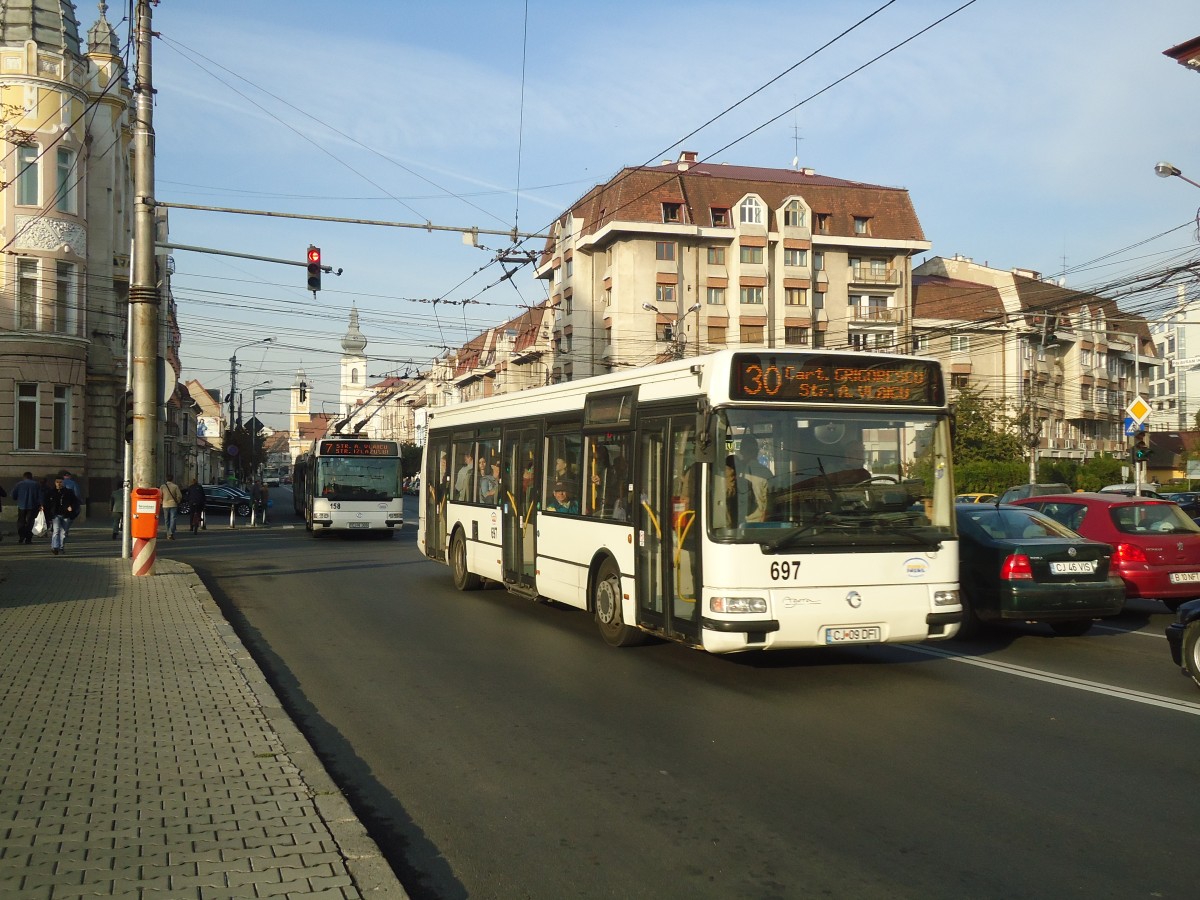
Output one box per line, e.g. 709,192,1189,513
594,558,644,647
451,531,481,591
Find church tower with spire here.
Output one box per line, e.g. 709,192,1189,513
339,305,368,419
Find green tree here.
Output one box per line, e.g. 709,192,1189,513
952,388,1026,464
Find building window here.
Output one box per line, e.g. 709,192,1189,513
708,325,726,345
813,290,825,310
784,326,809,346
655,241,676,261
657,321,675,342
739,198,763,225
812,330,826,349
706,287,725,305
951,373,969,390
783,248,807,267
55,148,76,213
563,294,573,316
55,261,76,335
913,334,930,352
853,216,871,235
1081,384,1092,402
564,257,573,278
783,200,805,227
662,202,681,223
656,284,675,304
707,246,725,265
53,386,70,451
16,383,37,450
739,245,763,265
813,251,825,271
711,208,730,227
17,144,39,206
815,213,831,233
604,287,612,306
18,258,38,330
950,335,970,352
784,287,808,306
351,367,359,384
739,286,763,305
740,324,765,344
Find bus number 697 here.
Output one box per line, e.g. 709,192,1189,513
770,561,800,580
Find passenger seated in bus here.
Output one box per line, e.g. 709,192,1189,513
546,480,579,514
477,456,498,504
454,451,474,500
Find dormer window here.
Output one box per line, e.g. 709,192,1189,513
739,198,763,225
853,216,871,235
783,200,805,227
710,207,730,227
662,202,681,223
815,213,832,233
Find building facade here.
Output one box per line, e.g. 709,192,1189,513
1148,286,1200,431
913,255,1158,460
0,1,133,513
534,151,930,379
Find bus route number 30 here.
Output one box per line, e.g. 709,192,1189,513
770,561,800,580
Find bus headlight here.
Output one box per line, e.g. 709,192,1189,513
710,596,768,614
933,589,959,607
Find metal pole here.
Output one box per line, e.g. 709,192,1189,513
130,0,159,574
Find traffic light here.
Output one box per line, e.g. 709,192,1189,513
306,245,322,292
1132,435,1153,462
124,389,133,443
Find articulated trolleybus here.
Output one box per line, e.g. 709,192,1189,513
293,437,405,536
418,350,960,653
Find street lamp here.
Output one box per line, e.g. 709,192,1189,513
227,338,274,479
248,381,272,479
1155,161,1200,190
642,302,702,359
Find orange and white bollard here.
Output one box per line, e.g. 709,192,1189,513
132,536,156,576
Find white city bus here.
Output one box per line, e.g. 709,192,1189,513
418,350,960,653
294,437,405,536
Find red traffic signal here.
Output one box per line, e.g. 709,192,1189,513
306,245,322,291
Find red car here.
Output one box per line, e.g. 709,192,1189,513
1014,492,1200,611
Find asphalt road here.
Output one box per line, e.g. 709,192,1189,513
166,488,1200,900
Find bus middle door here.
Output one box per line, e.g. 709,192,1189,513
502,426,540,591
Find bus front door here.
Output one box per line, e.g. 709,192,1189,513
502,426,540,591
636,412,701,644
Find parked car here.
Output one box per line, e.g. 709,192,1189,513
997,483,1072,504
955,503,1124,637
178,484,254,518
1014,492,1200,612
1099,484,1165,500
1162,491,1200,505
1165,598,1200,690
956,492,998,504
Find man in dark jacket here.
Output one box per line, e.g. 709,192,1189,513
43,474,79,555
12,471,42,544
185,480,206,533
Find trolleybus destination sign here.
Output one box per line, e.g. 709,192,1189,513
730,353,943,406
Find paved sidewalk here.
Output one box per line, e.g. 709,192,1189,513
0,527,408,899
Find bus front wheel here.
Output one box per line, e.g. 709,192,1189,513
451,531,481,591
594,558,644,647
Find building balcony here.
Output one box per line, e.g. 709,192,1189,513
849,266,900,286
850,306,904,324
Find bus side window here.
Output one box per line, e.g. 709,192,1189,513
477,438,500,504
547,433,583,505
585,435,630,521
452,440,476,501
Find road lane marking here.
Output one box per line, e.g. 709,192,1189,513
1091,624,1165,639
902,644,1200,716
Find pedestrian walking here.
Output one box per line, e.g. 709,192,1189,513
43,474,80,555
185,479,206,533
12,471,42,544
160,476,183,540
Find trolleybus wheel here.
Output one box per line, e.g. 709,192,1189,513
594,558,644,647
451,531,481,591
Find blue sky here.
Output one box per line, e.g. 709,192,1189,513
126,0,1200,426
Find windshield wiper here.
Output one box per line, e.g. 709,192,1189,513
763,515,853,551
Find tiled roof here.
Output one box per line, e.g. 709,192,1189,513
543,161,925,262
913,275,1005,322
1010,275,1153,347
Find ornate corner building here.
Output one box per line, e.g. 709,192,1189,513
0,1,133,510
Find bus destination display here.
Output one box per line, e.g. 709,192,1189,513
318,439,399,457
730,354,942,405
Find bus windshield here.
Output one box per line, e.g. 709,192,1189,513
315,455,401,501
711,408,955,551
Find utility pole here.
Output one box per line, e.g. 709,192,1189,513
130,0,159,561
